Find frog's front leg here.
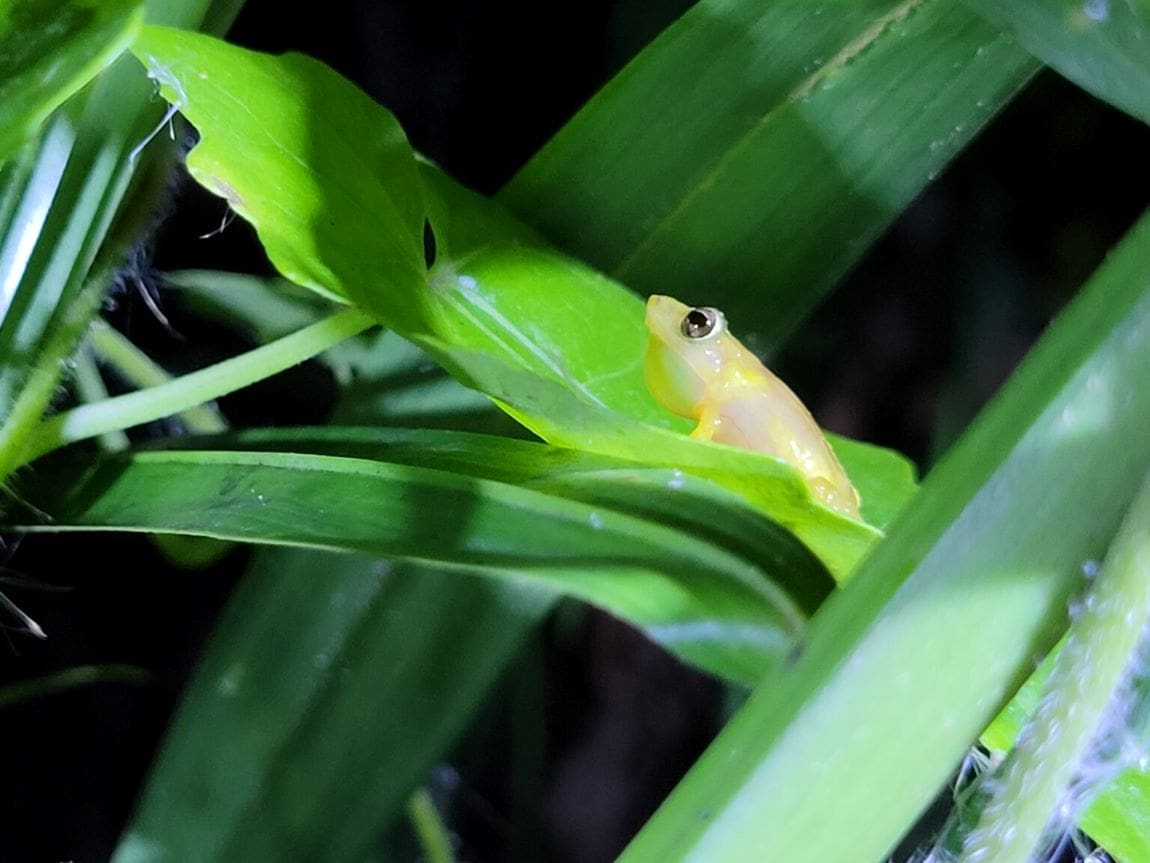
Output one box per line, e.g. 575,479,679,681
690,403,723,442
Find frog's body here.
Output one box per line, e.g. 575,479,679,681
644,294,861,519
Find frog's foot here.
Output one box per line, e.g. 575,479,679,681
811,477,862,520
690,405,723,442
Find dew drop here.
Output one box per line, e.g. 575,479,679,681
217,663,244,695
1084,0,1110,21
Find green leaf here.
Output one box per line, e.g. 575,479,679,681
0,0,144,164
1080,774,1150,863
0,0,245,479
426,165,920,536
107,313,544,859
123,29,916,576
162,269,330,340
500,0,1038,343
112,552,553,863
825,434,918,532
11,443,823,685
962,0,1150,126
616,205,1150,862
154,425,840,615
419,333,894,577
130,25,430,332
0,663,151,709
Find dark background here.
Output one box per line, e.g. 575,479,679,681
3,2,1149,860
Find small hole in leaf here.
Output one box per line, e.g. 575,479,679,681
423,220,437,269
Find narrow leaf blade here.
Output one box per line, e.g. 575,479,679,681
12,446,818,684
500,0,1038,342
0,0,144,164
131,25,429,330
112,552,553,863
963,0,1150,126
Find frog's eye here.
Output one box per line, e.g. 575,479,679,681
680,306,724,340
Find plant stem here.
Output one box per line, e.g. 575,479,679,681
0,664,152,709
406,787,456,863
87,319,228,434
20,308,375,466
0,271,109,482
958,468,1150,863
71,342,130,452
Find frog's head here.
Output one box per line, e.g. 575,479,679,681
644,294,728,418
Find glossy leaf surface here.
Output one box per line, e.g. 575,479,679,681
131,25,429,330
0,0,144,164
13,442,828,684
962,0,1150,126
500,0,1038,342
112,552,553,863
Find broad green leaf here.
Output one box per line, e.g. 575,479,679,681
500,0,1038,342
418,157,549,258
125,28,916,577
419,334,894,576
431,246,675,429
0,0,144,164
963,0,1150,126
617,205,1150,862
420,172,920,534
12,446,821,684
112,553,553,863
130,25,430,332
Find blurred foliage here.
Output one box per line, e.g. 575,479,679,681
1,2,1149,862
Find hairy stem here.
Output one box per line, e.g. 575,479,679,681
959,468,1150,863
406,787,456,863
